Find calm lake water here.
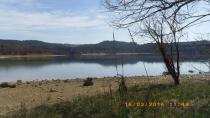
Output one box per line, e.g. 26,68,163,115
0,56,209,82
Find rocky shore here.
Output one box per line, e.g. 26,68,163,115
0,75,209,115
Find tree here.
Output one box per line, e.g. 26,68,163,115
104,0,210,85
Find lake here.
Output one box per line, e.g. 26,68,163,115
0,55,209,82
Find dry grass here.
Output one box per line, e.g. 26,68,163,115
0,75,207,115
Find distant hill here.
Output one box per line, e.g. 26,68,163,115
0,39,75,55
74,41,139,53
0,39,209,56
75,40,210,56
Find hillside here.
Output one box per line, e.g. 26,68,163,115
77,40,210,55
0,39,209,56
74,41,139,53
0,40,75,55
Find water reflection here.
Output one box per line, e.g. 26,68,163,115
0,55,209,82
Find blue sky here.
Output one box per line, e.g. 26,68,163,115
0,0,209,44
0,0,130,44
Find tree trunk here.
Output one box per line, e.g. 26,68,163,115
172,75,180,86
158,44,180,86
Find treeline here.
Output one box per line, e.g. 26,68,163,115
74,40,210,56
75,41,179,55
0,40,75,55
0,40,49,55
0,39,209,56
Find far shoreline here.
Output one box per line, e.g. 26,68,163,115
0,54,67,59
0,53,152,58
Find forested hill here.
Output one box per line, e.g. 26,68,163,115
0,39,209,56
0,40,75,55
74,40,210,56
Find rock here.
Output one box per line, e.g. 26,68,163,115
83,77,94,86
49,88,58,92
38,82,42,86
63,79,70,83
162,71,170,76
204,72,210,75
26,81,30,84
16,80,22,84
188,70,194,73
0,82,16,88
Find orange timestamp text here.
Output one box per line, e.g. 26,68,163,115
125,101,165,107
125,101,190,108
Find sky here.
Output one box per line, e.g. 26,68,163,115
0,0,130,44
0,0,209,44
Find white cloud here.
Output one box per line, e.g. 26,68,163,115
0,0,43,8
0,0,32,4
0,0,108,32
0,9,107,33
0,0,119,44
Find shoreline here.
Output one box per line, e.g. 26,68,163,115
0,73,208,83
0,55,67,59
0,53,150,59
0,74,207,83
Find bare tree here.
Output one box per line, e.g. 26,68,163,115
104,0,210,85
104,0,210,28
